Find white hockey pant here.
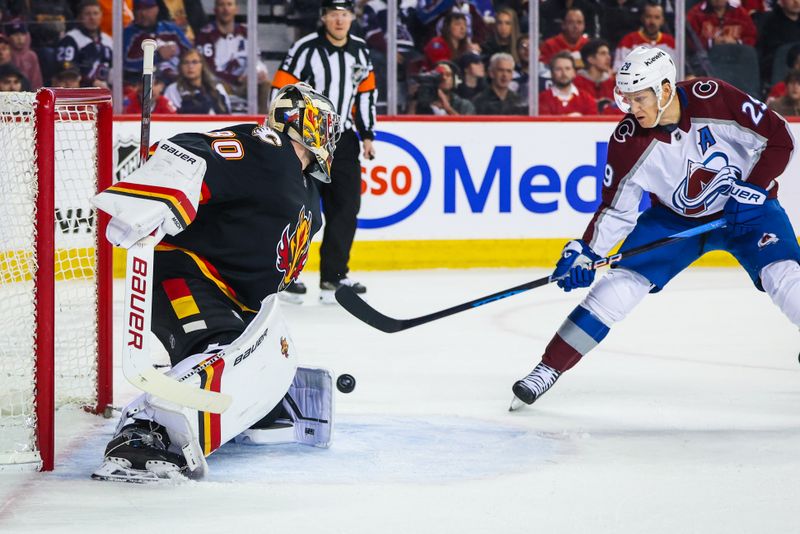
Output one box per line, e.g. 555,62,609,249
580,268,653,328
761,260,800,327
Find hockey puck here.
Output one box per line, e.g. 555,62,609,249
336,374,356,394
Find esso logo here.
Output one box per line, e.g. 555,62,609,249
358,131,431,229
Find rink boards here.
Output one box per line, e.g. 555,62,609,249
107,116,800,272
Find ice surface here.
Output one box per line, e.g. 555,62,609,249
0,268,798,533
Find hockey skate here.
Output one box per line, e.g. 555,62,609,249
509,363,561,411
278,280,307,305
319,277,367,305
91,421,189,483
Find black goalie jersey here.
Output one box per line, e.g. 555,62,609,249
154,123,322,312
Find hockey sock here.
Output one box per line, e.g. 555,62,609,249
761,260,800,327
542,305,610,372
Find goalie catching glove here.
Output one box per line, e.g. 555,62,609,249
552,240,601,292
92,140,207,248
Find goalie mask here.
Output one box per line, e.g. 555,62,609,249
614,46,677,128
268,83,341,183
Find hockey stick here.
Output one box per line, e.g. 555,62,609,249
335,219,726,333
119,40,232,413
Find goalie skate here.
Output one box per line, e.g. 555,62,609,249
509,363,561,411
91,421,188,484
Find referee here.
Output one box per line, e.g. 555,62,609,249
271,0,376,304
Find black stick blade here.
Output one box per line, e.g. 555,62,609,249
335,286,405,333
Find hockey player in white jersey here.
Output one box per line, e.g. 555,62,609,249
512,46,800,408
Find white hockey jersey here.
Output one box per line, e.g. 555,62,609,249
584,78,794,256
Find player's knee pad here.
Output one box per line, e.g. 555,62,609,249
761,260,800,327
581,268,652,326
236,366,335,449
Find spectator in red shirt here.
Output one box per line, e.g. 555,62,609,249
767,43,800,103
768,68,800,116
423,11,479,68
540,7,590,69
124,70,177,113
613,2,676,70
573,39,615,111
687,0,758,49
539,51,597,115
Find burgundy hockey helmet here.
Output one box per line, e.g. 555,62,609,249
268,83,341,183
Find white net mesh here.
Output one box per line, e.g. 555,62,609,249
0,93,102,469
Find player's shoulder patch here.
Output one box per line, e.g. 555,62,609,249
687,78,721,100
251,124,282,147
612,116,638,144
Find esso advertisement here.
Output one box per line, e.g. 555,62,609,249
112,118,800,241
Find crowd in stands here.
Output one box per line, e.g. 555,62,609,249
2,0,800,116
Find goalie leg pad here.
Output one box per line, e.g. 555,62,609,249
236,367,335,448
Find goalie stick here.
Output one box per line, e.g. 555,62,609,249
120,40,231,413
335,219,726,333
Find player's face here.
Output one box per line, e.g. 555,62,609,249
215,0,237,23
80,6,102,31
623,88,661,127
551,58,575,88
490,58,514,89
495,13,513,40
322,9,353,41
642,6,664,36
563,10,585,41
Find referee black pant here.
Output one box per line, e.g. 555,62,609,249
319,130,361,283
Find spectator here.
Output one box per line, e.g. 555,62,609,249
687,0,758,50
123,0,192,85
613,2,676,70
574,38,614,111
473,52,525,114
540,0,601,39
767,43,800,102
0,34,13,68
25,1,73,49
540,7,590,69
408,60,475,114
0,63,27,91
5,19,43,90
482,6,520,65
423,11,478,67
125,70,177,113
757,0,800,85
539,51,597,115
600,0,643,47
56,0,113,88
769,69,800,115
511,34,531,101
456,51,487,100
100,0,133,36
417,0,490,47
196,0,270,113
157,0,206,43
51,67,82,88
164,48,231,114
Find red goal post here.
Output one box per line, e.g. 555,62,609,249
0,88,113,472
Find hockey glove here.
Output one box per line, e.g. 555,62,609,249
723,180,768,237
552,240,601,292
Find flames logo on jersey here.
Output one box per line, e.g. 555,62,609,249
276,207,313,292
672,152,741,216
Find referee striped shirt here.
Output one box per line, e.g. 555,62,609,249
271,29,377,140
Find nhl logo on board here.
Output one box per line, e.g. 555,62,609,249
114,137,140,183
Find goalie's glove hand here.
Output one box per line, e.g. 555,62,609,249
723,180,768,237
552,240,600,292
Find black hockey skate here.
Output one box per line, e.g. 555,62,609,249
319,277,367,304
91,421,188,483
509,363,561,411
279,280,307,305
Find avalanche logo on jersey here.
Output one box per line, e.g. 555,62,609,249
758,233,779,249
276,207,313,292
672,152,741,216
